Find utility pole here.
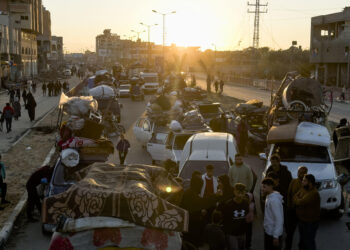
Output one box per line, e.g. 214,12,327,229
152,10,176,73
248,1,268,48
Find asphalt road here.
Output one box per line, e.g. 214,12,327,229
195,76,350,123
6,96,350,250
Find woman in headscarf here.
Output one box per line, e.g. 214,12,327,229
13,97,21,120
26,93,37,122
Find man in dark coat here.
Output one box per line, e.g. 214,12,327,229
26,165,53,221
26,93,37,122
333,118,347,149
266,154,292,204
22,89,27,105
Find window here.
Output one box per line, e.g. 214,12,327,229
272,143,331,163
22,47,24,54
173,134,193,150
321,30,328,37
20,16,28,20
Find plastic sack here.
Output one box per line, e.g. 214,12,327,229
170,120,182,132
60,93,98,116
61,148,80,167
89,85,115,99
66,116,85,130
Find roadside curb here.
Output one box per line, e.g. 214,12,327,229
0,145,56,248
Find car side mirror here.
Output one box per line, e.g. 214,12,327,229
259,153,267,161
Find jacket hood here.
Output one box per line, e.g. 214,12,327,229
268,191,284,203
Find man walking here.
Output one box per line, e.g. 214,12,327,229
228,154,253,192
285,166,308,250
42,82,47,96
261,178,284,250
207,74,212,93
220,79,224,94
22,89,27,105
200,165,218,197
2,103,14,133
294,174,320,250
116,134,130,165
218,183,250,250
332,118,347,149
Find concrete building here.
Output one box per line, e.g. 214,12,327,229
310,7,350,87
49,36,63,68
96,29,122,64
37,7,51,72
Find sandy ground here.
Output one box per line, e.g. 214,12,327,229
0,107,60,226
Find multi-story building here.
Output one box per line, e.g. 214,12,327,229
96,29,122,64
37,7,50,72
310,7,350,87
0,0,44,77
49,35,63,68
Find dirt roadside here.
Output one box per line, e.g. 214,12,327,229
0,108,60,226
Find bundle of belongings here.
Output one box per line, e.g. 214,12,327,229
58,93,114,162
235,99,264,115
146,94,184,125
45,163,187,250
181,87,206,101
181,110,209,130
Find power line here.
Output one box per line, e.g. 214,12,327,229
248,0,268,48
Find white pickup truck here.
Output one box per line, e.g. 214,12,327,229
140,72,159,93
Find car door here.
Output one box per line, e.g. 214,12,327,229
133,118,144,143
147,132,168,162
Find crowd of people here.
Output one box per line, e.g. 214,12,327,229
207,73,225,94
178,153,320,250
0,79,69,133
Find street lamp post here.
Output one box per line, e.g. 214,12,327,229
140,22,158,68
152,10,176,73
130,30,145,41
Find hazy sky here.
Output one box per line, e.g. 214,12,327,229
43,0,349,53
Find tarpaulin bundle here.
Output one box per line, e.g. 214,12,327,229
42,163,188,232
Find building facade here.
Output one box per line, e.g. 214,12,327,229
96,29,122,64
310,7,350,87
49,35,63,68
37,7,51,72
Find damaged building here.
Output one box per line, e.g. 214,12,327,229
310,7,350,87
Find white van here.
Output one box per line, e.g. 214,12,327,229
260,122,342,213
179,132,238,180
140,72,159,93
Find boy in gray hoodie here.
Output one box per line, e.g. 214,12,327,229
261,178,284,250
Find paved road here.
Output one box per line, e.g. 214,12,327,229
6,96,350,250
195,76,350,123
0,77,81,153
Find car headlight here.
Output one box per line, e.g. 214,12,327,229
319,179,338,190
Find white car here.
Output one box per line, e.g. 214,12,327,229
118,84,131,97
147,131,207,165
133,117,157,146
140,72,159,93
260,122,342,213
179,132,238,181
64,69,71,76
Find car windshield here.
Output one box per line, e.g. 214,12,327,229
143,76,158,82
199,105,221,114
180,161,229,179
120,85,130,90
273,143,331,163
173,134,193,150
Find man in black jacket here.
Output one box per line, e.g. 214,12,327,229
266,153,292,202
